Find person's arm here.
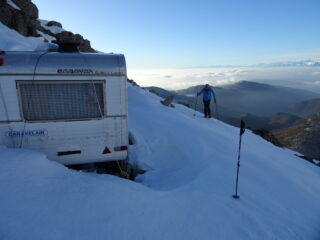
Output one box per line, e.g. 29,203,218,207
197,88,204,96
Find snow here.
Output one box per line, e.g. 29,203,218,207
0,22,51,51
313,159,320,165
6,0,21,10
36,30,56,43
39,19,65,34
0,84,320,239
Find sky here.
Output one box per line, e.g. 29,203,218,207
32,0,320,91
33,0,320,68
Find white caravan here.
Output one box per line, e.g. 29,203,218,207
0,50,128,165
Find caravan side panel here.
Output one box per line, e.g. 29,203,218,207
0,77,22,121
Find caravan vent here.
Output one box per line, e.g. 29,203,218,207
18,81,104,121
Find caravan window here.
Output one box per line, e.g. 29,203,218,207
18,81,105,121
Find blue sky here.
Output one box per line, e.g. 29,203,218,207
33,0,320,69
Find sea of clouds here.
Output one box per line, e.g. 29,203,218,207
128,66,320,93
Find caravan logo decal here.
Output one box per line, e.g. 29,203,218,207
57,69,125,76
57,69,94,74
7,130,48,137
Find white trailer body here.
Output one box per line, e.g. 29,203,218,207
0,51,128,165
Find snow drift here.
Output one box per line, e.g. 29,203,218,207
0,22,52,51
0,84,319,239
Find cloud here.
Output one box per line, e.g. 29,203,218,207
305,80,320,85
128,66,320,93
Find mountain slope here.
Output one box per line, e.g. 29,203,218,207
267,112,303,130
284,98,320,118
0,84,319,240
273,114,320,160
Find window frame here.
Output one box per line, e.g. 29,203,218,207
16,80,106,122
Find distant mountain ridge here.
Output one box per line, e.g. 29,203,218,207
181,59,320,69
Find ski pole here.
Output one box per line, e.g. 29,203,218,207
214,98,220,121
193,88,198,117
233,120,246,199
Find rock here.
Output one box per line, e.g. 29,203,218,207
54,32,95,52
252,129,283,147
0,0,39,36
161,96,174,107
47,20,62,28
0,0,95,52
14,0,38,19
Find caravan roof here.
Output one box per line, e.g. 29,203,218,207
0,51,126,77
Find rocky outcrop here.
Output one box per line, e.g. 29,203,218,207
267,112,303,130
0,0,39,36
273,114,320,161
0,0,95,52
160,96,174,107
252,129,283,147
53,31,95,52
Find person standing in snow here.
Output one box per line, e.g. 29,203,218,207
197,84,216,118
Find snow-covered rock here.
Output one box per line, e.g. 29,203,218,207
36,29,56,42
0,0,39,37
0,84,319,240
39,19,64,35
0,1,95,52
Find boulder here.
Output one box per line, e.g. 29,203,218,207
0,0,39,36
161,96,175,107
47,20,62,28
13,0,38,19
55,32,95,52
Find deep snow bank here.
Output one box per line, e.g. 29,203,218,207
0,22,51,51
0,85,319,240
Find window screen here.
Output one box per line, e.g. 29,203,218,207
19,82,104,121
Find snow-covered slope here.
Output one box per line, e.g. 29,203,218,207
0,85,319,240
0,22,51,51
